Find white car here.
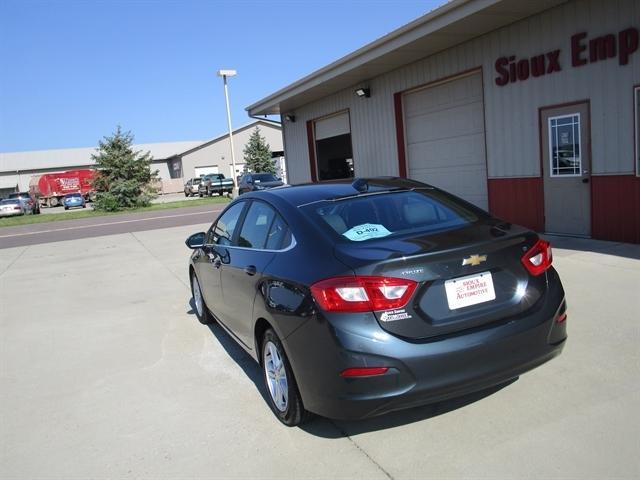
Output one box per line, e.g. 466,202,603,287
0,198,32,217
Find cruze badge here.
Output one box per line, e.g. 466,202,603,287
462,254,487,266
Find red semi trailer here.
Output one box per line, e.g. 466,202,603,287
29,169,95,207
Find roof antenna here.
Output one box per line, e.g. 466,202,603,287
352,178,368,193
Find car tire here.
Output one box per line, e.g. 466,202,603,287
191,272,214,325
261,329,312,427
199,192,203,197
64,206,69,210
82,204,86,208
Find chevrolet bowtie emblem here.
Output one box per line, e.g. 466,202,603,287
462,254,487,266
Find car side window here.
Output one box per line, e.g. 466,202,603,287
266,214,292,250
208,202,245,245
237,201,276,249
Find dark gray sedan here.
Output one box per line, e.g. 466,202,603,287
238,173,284,194
186,177,567,426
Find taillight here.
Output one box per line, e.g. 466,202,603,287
310,276,417,313
13,206,21,210
340,367,389,377
521,239,552,276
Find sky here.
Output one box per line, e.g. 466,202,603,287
0,0,445,153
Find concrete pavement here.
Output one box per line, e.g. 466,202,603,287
0,228,638,479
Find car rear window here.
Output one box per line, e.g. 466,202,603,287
1,199,20,205
302,189,483,242
253,174,277,183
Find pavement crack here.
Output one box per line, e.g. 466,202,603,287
329,420,394,480
129,231,189,290
0,245,30,278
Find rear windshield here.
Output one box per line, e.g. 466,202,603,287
301,189,483,242
253,174,277,183
193,178,201,184
7,193,27,199
65,193,81,198
1,199,20,205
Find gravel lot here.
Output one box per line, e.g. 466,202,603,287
0,227,638,479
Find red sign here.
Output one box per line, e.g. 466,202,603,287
495,27,638,87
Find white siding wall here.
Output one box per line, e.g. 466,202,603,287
283,0,640,184
181,123,283,180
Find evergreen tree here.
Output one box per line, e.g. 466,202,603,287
91,126,159,211
243,127,275,174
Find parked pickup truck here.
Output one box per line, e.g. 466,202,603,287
198,173,234,197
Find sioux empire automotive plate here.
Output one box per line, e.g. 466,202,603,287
444,271,497,310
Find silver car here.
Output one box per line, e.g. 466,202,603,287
184,178,202,197
0,198,32,217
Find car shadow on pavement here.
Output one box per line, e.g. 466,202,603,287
186,299,271,406
302,378,517,438
187,299,519,437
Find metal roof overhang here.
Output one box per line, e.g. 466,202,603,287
247,0,567,116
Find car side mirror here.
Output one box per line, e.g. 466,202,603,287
185,232,206,249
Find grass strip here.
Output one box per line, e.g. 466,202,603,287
0,196,230,228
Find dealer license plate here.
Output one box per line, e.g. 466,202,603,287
444,271,496,310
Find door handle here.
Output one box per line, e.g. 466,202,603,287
244,265,257,276
581,169,590,184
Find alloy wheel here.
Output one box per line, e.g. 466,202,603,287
192,275,204,318
263,340,289,412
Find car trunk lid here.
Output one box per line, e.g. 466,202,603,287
333,222,545,339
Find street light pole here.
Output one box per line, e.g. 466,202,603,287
217,69,238,198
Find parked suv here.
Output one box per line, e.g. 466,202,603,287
198,174,234,197
238,173,285,195
8,191,40,214
184,178,202,197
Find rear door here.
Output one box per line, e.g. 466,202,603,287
217,200,279,348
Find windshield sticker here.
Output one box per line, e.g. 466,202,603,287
342,223,391,241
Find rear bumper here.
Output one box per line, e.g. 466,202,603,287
283,269,567,420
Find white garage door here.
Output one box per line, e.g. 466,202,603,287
194,165,218,177
404,72,488,209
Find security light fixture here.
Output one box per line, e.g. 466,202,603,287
217,69,237,77
355,87,370,98
284,114,296,122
